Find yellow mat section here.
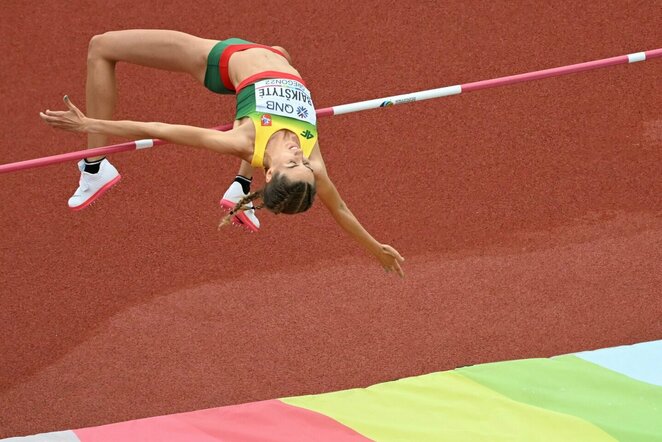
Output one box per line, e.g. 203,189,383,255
282,372,615,442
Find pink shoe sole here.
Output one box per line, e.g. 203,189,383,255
69,175,122,212
220,198,259,232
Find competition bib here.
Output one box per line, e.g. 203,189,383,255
254,79,317,126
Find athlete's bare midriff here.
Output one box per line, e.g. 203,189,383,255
227,47,301,89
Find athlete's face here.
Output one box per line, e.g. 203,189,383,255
265,130,315,184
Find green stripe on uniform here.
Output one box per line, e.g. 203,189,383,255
204,38,253,94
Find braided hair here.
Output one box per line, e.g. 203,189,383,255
219,173,316,229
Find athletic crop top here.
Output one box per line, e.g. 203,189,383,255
235,77,318,168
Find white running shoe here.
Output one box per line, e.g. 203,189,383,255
68,159,121,211
220,181,260,232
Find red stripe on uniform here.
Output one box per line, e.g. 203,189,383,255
220,44,289,92
236,72,307,93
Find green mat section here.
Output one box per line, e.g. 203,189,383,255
283,370,615,442
458,355,662,442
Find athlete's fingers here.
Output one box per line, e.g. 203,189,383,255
383,245,405,262
44,110,68,117
389,247,404,262
393,261,405,278
63,95,84,117
40,113,74,131
40,112,66,123
39,112,58,122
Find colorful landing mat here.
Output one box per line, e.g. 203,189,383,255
5,340,661,441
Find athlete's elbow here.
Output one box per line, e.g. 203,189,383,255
152,122,179,141
329,201,350,218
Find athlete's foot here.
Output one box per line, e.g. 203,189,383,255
220,181,260,232
68,158,121,211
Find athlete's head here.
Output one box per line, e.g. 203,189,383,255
218,130,316,228
261,128,316,213
261,171,316,214
263,128,314,181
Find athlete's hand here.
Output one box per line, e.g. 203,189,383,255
375,244,405,277
40,95,88,132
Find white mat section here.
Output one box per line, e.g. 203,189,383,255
2,431,80,442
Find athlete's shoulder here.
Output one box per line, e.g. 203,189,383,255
225,120,254,161
308,142,327,176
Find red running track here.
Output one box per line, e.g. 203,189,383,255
1,1,661,437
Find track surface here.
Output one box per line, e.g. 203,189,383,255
1,1,660,437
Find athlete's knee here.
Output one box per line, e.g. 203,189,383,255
87,32,115,62
87,33,105,62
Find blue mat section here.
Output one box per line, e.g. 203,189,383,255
573,340,662,387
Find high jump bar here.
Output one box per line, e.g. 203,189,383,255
1,48,660,174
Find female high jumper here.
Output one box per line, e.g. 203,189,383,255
40,30,405,277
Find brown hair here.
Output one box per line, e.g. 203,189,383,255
219,173,316,229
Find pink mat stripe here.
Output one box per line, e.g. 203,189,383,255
73,399,370,442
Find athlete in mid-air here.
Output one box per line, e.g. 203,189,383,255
40,30,405,277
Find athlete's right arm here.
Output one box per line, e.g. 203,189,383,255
40,96,247,157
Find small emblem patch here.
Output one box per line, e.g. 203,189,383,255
261,114,272,126
296,106,309,119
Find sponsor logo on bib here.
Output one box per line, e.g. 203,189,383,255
300,129,315,140
296,106,309,119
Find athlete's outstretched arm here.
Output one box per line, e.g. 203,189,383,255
310,147,405,277
40,96,248,158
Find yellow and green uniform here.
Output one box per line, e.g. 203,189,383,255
235,78,318,168
203,38,318,168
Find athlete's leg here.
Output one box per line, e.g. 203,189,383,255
235,161,254,181
69,30,218,210
221,159,260,232
85,29,217,158
222,122,259,231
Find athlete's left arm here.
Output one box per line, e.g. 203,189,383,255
310,144,405,277
40,96,248,159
